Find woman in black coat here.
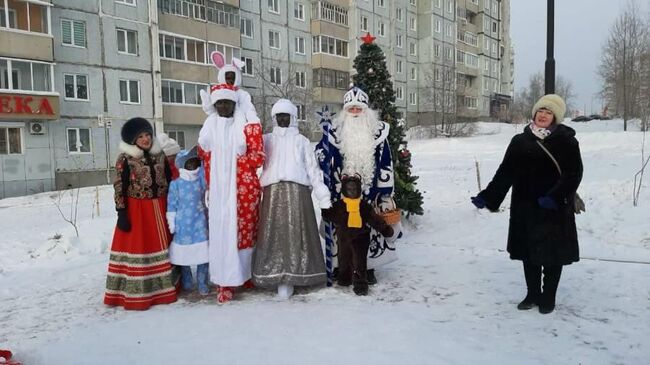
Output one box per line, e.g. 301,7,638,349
471,94,583,314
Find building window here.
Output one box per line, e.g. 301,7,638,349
159,34,239,64
445,23,453,38
313,1,348,26
186,39,205,63
447,0,453,13
0,58,53,92
167,130,185,149
1,2,48,33
434,43,441,58
64,74,88,101
295,71,306,88
241,18,253,38
313,68,349,89
434,18,441,33
410,0,416,5
117,28,138,55
409,17,416,31
396,34,403,48
410,67,416,80
492,21,497,33
158,1,240,28
312,35,348,57
445,46,452,61
295,37,305,54
396,60,403,73
119,79,140,104
435,0,441,8
378,0,385,7
296,104,306,121
409,92,416,105
61,19,86,48
0,127,22,155
207,42,240,63
269,30,280,49
409,42,417,56
268,0,279,13
464,96,478,109
360,16,368,31
161,80,208,105
396,8,403,22
294,2,304,20
396,86,403,100
270,66,281,85
116,0,136,5
67,128,92,154
378,22,385,37
241,57,254,76
434,67,441,81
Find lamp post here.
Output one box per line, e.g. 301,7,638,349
544,0,555,94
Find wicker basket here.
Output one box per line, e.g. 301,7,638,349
374,196,402,225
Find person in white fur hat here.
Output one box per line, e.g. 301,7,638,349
251,99,331,299
471,93,583,314
157,133,181,180
198,82,264,304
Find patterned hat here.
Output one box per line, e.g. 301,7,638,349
174,145,199,169
343,87,369,110
210,83,238,105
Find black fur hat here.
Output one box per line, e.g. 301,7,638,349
121,117,154,144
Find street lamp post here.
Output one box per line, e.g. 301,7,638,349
545,0,555,94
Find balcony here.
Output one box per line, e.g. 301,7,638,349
158,0,240,29
0,0,53,61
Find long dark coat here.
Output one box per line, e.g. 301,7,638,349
478,124,583,266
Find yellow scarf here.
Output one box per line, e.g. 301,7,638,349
342,197,362,228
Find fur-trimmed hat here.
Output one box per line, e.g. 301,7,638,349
174,145,199,169
157,133,181,156
343,87,369,110
271,98,298,128
210,83,238,105
121,117,154,144
532,94,566,123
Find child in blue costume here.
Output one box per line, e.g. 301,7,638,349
166,146,210,295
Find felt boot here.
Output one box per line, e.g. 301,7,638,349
539,265,562,314
277,284,294,300
217,286,234,304
518,262,541,310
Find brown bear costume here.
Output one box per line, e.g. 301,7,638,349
321,175,394,295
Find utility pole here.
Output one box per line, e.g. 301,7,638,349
544,0,555,94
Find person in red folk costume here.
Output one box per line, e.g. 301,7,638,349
104,117,178,310
198,79,264,304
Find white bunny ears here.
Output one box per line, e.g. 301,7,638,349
211,51,244,88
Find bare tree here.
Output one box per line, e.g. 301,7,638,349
510,72,576,122
252,62,317,138
598,0,650,130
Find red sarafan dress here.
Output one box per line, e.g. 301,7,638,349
104,142,179,310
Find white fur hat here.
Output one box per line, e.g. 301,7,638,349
532,94,566,123
209,83,238,105
343,87,369,110
157,133,181,156
271,98,298,128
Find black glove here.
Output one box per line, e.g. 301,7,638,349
117,209,131,232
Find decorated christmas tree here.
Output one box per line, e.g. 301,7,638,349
353,33,424,217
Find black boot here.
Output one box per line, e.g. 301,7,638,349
518,262,541,310
539,265,562,314
367,269,377,285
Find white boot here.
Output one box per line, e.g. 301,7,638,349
277,284,294,300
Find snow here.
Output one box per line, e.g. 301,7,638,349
1,119,649,364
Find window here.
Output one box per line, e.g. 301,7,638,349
445,23,453,38
61,19,86,48
360,16,368,31
464,96,477,109
270,66,281,85
1,2,48,33
492,21,497,33
409,17,416,31
117,28,138,55
409,42,417,56
295,37,305,54
294,3,304,20
492,1,498,15
0,59,53,92
161,80,208,105
396,34,403,48
296,104,306,121
444,46,452,61
410,67,417,81
409,92,416,105
447,0,453,13
466,52,479,68
484,58,490,71
159,34,240,64
64,74,88,101
0,127,22,155
378,22,385,37
312,35,348,57
396,60,403,73
207,42,241,63
167,130,186,149
67,128,92,154
313,1,348,25
269,30,280,49
434,19,441,33
378,0,385,7
484,0,490,10
396,86,403,100
241,57,254,76
119,79,140,104
241,18,253,38
116,0,136,5
396,8,402,22
186,39,205,63
158,1,240,28
295,71,306,88
458,31,478,47
268,0,279,13
410,0,416,5
434,43,441,57
435,0,441,8
434,67,441,81
313,68,349,89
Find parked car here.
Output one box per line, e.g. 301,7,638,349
572,115,593,122
589,114,603,120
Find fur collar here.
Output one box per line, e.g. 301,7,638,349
119,138,162,158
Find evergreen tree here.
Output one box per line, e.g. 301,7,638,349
353,33,424,217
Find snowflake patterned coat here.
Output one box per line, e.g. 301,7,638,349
198,110,264,287
166,168,209,266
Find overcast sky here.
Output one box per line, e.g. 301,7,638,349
510,0,646,115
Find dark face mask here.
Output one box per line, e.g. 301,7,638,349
215,99,236,118
225,72,236,86
184,158,200,171
342,179,362,199
275,113,291,128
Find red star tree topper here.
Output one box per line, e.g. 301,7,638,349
361,32,376,44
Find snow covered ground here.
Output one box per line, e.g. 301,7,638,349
1,119,649,365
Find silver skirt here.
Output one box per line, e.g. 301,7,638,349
252,182,327,288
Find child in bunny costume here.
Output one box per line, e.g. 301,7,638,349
198,51,265,304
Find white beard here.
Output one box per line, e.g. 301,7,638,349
335,108,379,186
